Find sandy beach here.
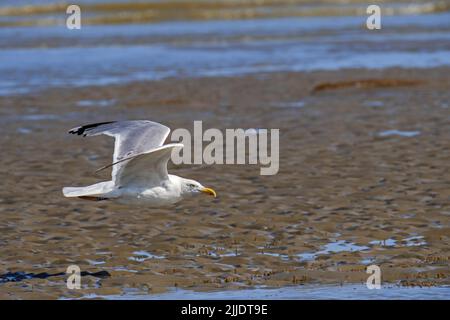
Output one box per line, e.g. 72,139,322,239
1,0,449,300
0,66,449,299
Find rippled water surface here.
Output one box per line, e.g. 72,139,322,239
81,284,450,300
1,1,450,95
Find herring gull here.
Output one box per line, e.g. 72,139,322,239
62,120,216,205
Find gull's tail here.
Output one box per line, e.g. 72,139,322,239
62,181,114,199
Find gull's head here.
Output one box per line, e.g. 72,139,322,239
178,177,216,198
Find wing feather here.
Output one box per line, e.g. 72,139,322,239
116,143,183,188
68,120,171,183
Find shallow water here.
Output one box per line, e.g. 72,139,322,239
1,9,450,95
378,130,421,137
128,250,165,262
80,284,450,300
298,240,370,261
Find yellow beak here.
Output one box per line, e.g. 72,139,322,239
201,187,217,198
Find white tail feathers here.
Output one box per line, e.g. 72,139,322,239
62,187,88,197
62,181,113,198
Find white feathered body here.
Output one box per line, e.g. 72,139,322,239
63,175,185,206
115,175,184,206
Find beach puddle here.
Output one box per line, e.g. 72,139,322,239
113,266,138,273
369,236,427,248
403,236,427,247
257,251,290,260
86,259,106,266
298,240,370,261
128,251,165,262
360,258,376,265
378,130,420,137
369,239,397,247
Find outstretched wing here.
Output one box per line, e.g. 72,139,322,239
115,143,183,188
68,120,170,183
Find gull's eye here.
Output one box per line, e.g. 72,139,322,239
188,183,196,188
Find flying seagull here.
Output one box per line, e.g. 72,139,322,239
62,120,216,205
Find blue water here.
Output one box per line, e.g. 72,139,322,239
1,13,450,95
78,284,450,300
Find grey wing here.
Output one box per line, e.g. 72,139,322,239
69,120,170,182
116,143,183,188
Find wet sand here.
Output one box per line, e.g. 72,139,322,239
3,0,448,27
0,67,449,299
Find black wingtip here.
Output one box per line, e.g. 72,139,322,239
68,121,116,136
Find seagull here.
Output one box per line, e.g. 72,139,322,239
62,120,216,206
